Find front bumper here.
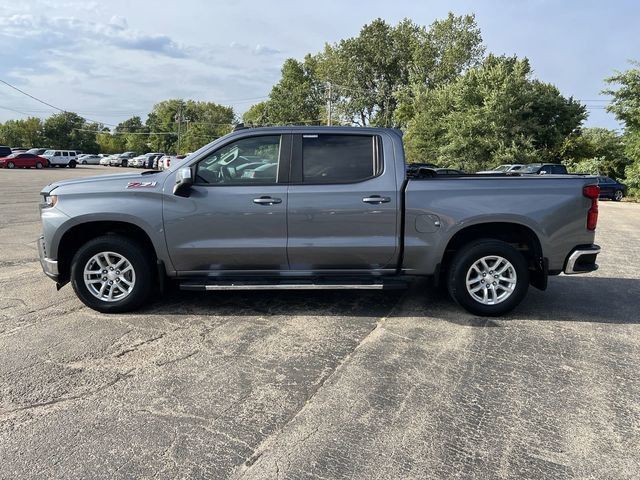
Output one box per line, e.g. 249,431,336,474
38,235,59,281
564,244,601,274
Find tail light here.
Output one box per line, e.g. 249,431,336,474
583,184,599,231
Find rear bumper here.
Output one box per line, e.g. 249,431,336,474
38,235,59,281
564,244,600,274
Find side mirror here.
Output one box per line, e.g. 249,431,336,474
173,167,193,197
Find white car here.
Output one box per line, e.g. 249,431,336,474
78,154,102,165
477,164,524,174
128,155,146,168
101,155,119,166
42,150,79,168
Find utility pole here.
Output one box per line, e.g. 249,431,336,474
175,104,183,154
327,82,332,126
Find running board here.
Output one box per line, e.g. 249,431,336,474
179,278,408,291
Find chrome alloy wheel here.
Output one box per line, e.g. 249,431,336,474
465,255,517,305
83,251,136,302
615,190,623,201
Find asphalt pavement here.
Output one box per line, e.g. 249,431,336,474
0,166,639,479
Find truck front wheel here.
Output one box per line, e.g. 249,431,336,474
447,239,529,317
70,235,153,313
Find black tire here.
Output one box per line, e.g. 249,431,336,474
614,190,623,202
447,239,529,317
82,160,87,165
35,162,43,169
68,160,76,168
7,161,15,169
70,235,154,313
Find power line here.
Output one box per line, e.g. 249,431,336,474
0,104,34,117
0,78,117,126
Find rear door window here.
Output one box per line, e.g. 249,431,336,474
301,134,380,184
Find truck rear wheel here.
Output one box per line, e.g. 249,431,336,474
70,235,153,313
447,239,529,317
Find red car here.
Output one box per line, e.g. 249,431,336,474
0,153,49,169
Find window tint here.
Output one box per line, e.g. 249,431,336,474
302,134,377,184
54,152,61,156
195,135,281,185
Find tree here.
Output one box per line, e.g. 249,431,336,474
560,128,630,178
146,99,234,154
0,117,45,147
604,61,640,197
42,112,101,152
403,55,586,171
244,14,484,128
243,101,270,125
242,56,324,126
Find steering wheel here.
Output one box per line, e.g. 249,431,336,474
219,165,233,182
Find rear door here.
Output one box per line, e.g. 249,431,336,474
286,132,399,272
163,133,292,273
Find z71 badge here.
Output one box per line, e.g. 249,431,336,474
126,181,157,189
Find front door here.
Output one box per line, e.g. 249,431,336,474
163,134,291,273
286,133,400,272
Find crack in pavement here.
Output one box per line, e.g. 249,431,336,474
0,369,134,420
113,333,166,358
232,289,411,478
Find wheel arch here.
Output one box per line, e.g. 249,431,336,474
56,220,158,285
439,221,547,290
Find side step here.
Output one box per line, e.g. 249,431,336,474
179,278,408,291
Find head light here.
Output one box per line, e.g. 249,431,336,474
42,195,58,208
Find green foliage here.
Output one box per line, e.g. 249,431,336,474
243,101,270,125
403,55,586,171
319,15,484,127
42,112,100,153
146,99,234,154
560,128,630,179
243,56,323,126
0,117,45,147
604,61,640,198
624,154,640,198
246,14,484,128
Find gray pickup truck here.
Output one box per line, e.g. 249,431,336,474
38,126,601,316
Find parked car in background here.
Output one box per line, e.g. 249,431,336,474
597,176,626,201
78,154,102,165
522,163,568,175
436,168,465,175
477,164,524,174
26,148,47,155
130,153,163,168
42,150,79,168
158,155,173,170
110,152,136,167
99,156,112,166
406,162,438,175
11,147,28,153
0,145,12,157
128,155,145,168
0,152,48,169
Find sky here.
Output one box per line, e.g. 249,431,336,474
0,0,637,129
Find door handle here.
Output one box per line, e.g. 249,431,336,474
362,195,391,204
253,196,282,205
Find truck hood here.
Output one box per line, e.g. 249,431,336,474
41,171,161,195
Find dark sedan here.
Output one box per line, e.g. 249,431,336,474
597,176,626,201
